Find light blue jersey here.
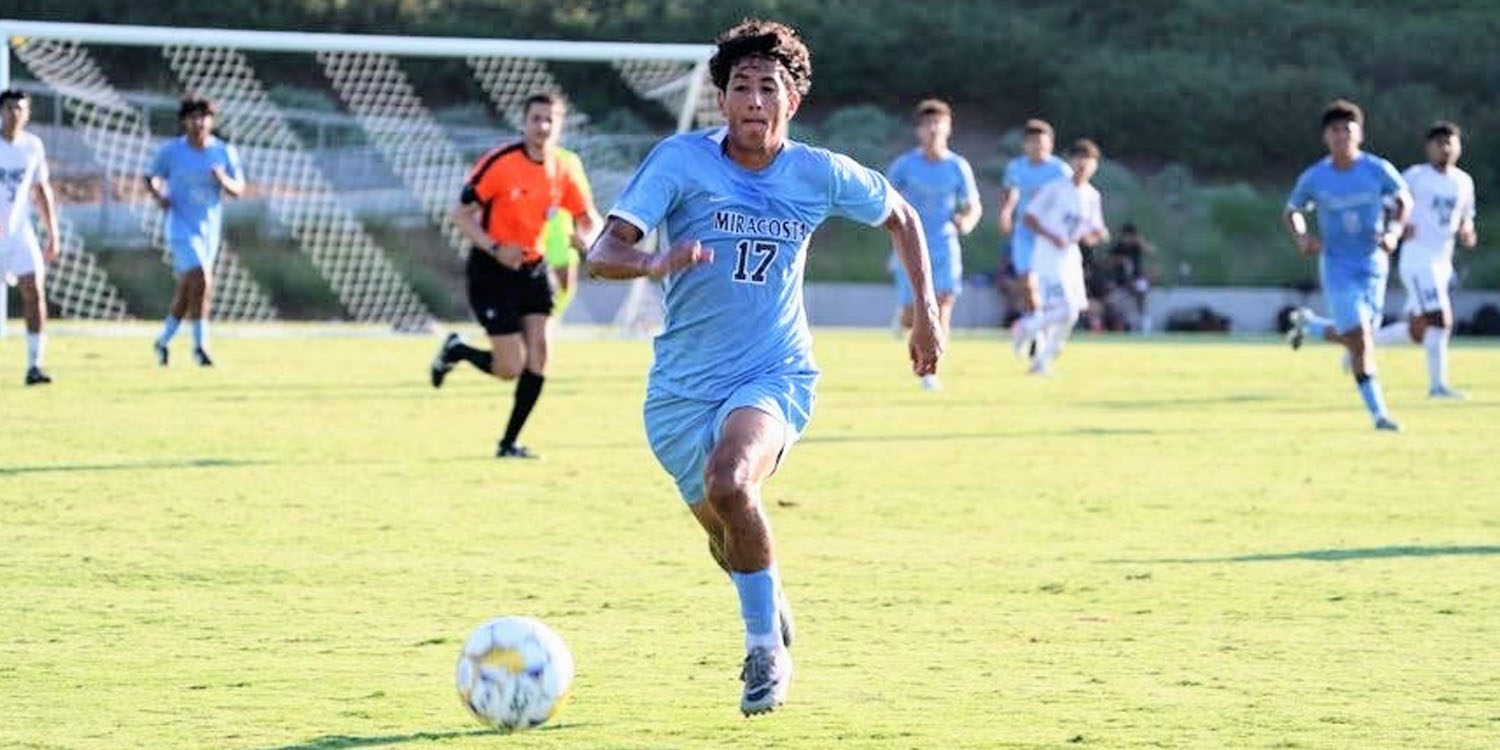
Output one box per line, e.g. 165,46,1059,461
148,136,243,274
1287,153,1409,330
611,127,894,503
887,148,977,302
1004,155,1072,273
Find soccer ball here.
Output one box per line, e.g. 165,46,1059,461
454,616,574,732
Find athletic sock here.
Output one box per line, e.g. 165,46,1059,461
1373,321,1413,346
730,565,781,652
501,369,545,447
1354,372,1389,420
446,342,493,374
26,333,44,368
1303,313,1335,339
1423,326,1449,390
191,318,208,351
158,315,181,345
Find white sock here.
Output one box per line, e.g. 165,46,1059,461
1373,321,1413,346
1039,318,1076,364
1423,326,1449,389
26,333,44,368
1021,311,1045,335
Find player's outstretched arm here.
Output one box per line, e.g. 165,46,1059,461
144,175,170,211
997,187,1019,235
586,217,711,280
211,166,245,198
886,197,943,375
1283,207,1320,255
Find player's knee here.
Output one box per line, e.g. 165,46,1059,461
704,456,755,516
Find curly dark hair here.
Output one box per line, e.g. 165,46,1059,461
709,19,812,96
1321,99,1363,129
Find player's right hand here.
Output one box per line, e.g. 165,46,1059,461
1295,234,1321,256
908,313,943,376
647,239,713,279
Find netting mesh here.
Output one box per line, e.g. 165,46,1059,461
13,38,277,321
47,216,130,320
162,45,433,328
613,59,720,127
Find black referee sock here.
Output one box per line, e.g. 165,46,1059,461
501,369,545,448
446,342,493,374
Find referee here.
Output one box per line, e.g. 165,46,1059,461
433,92,599,458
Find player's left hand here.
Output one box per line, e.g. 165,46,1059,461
908,310,943,376
43,237,60,262
1378,229,1402,253
210,165,230,187
1459,226,1478,248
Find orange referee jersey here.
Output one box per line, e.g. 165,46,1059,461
465,142,589,263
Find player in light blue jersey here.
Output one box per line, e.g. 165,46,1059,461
1284,99,1411,432
886,98,980,390
587,19,942,717
997,119,1071,353
144,97,245,367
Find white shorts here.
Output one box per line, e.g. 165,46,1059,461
1034,245,1087,317
1399,258,1452,316
0,230,42,285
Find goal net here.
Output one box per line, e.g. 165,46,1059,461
0,20,716,333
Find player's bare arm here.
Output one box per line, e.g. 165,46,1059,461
144,175,171,210
885,197,942,374
450,201,525,268
585,217,712,280
952,198,982,236
1283,207,1320,255
1458,216,1478,248
569,205,602,253
997,187,1019,235
32,178,60,261
210,165,245,198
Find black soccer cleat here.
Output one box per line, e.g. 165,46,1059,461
154,340,169,367
24,367,52,386
496,442,540,459
431,332,460,388
193,347,215,367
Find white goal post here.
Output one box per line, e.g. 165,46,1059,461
0,19,713,335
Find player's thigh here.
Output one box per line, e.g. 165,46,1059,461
0,235,40,281
706,374,817,494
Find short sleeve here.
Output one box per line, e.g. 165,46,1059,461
223,144,244,182
608,138,683,234
32,138,49,184
955,156,979,208
1087,189,1107,235
466,148,508,204
1462,174,1477,221
1055,159,1074,180
1002,159,1020,189
1286,168,1316,211
148,143,170,180
1377,157,1408,198
829,151,895,227
885,155,907,192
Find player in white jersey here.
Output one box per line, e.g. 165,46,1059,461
1018,139,1109,375
0,90,61,386
1371,121,1477,398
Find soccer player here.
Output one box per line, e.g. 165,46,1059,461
997,119,1071,354
586,19,942,716
540,145,595,324
144,96,245,367
0,89,60,386
1369,121,1477,398
432,92,600,458
1284,100,1411,432
1020,139,1109,375
886,98,980,390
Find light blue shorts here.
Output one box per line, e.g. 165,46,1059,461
643,372,817,504
1322,262,1387,333
895,243,961,306
1010,229,1039,274
170,242,216,276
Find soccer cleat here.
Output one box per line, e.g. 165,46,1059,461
1374,416,1402,432
496,442,540,459
739,645,793,716
193,348,214,367
1429,386,1466,400
919,374,942,391
1009,319,1031,359
1286,308,1309,350
431,332,460,388
1027,359,1051,377
153,340,169,366
24,367,52,386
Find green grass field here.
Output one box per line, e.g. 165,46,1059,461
3,327,1499,749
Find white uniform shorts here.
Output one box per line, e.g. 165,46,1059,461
0,230,42,285
1399,257,1452,316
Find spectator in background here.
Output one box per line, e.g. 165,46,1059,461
1108,223,1155,331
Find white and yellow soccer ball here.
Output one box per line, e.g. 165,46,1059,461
454,616,574,732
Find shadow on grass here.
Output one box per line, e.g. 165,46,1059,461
257,724,596,750
1113,545,1500,564
0,458,269,477
803,426,1164,444
1082,393,1275,410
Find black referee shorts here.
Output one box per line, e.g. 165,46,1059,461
466,248,554,336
